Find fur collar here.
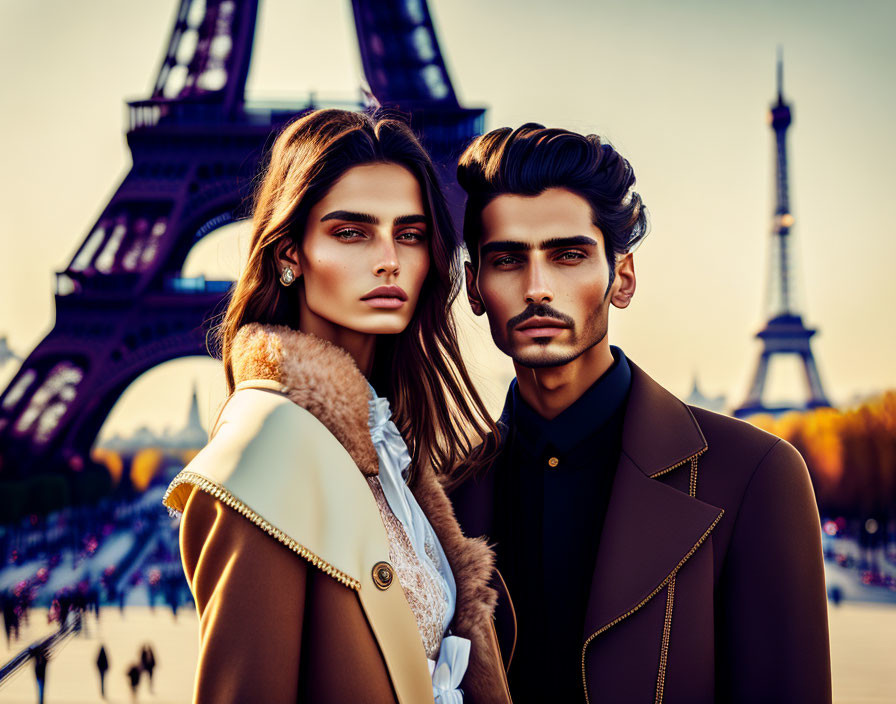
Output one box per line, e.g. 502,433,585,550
230,323,506,701
232,323,379,476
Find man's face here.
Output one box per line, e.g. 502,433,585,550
469,187,628,368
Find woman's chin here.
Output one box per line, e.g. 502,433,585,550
348,316,413,336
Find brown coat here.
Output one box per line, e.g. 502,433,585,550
450,359,833,703
165,324,512,703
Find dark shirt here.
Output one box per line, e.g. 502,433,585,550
494,346,632,702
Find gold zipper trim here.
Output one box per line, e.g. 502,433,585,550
649,446,707,479
654,575,676,704
688,455,699,498
580,504,724,704
163,471,362,591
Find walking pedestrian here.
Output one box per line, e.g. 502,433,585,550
96,645,109,698
126,662,141,704
140,644,156,693
2,593,15,645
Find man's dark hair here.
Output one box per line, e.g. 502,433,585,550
457,123,649,283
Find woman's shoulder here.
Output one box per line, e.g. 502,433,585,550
164,384,394,592
163,386,327,511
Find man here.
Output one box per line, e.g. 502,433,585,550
449,124,832,703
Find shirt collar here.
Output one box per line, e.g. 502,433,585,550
502,346,632,455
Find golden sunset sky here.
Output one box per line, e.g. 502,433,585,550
1,0,894,439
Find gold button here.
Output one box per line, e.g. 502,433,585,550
547,456,560,468
372,561,394,590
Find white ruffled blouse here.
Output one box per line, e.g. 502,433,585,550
366,385,470,704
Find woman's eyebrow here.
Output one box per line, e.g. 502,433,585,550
319,211,427,226
320,210,378,224
393,214,427,226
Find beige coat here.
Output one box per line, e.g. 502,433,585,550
164,323,512,703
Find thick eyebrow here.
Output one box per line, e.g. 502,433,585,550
480,240,530,256
320,210,377,224
393,214,428,226
480,235,597,257
319,210,428,227
540,235,598,249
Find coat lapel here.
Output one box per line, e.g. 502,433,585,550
583,454,723,638
583,360,723,641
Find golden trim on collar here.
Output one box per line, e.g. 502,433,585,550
648,446,708,479
580,507,725,704
655,576,676,704
163,470,362,591
688,456,699,498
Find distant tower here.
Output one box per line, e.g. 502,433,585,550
185,383,203,436
686,375,726,413
0,0,484,479
166,382,207,449
0,337,18,366
734,55,831,418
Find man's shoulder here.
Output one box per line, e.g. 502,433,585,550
685,404,810,508
689,404,780,461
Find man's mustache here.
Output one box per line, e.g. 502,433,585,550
506,304,575,334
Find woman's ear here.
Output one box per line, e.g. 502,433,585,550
610,252,636,309
465,261,485,316
274,238,302,278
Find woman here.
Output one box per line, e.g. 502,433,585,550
163,109,512,703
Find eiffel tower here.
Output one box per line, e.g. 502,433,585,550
734,56,831,418
0,0,484,480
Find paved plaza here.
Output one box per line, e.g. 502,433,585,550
0,602,894,703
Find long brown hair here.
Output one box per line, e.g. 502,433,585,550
215,109,498,479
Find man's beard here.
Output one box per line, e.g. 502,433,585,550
499,302,608,369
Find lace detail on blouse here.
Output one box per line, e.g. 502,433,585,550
367,475,449,659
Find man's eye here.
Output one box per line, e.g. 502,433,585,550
493,256,519,267
556,250,586,261
333,228,365,240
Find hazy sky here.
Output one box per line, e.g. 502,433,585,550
1,0,894,439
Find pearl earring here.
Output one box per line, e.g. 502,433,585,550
279,266,295,286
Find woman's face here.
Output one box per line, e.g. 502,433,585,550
283,162,431,338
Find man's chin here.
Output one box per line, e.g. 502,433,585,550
510,345,582,369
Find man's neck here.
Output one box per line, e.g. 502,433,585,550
513,340,615,421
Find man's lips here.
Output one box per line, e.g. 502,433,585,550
361,285,408,309
514,317,569,338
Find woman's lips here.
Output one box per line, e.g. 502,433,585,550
362,297,406,309
361,285,408,309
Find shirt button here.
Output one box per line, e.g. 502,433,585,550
547,456,560,468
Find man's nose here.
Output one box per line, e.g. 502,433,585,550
524,264,553,304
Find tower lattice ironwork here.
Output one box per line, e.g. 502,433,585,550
0,0,484,479
734,56,831,418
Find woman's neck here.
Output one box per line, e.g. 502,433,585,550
297,298,376,376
